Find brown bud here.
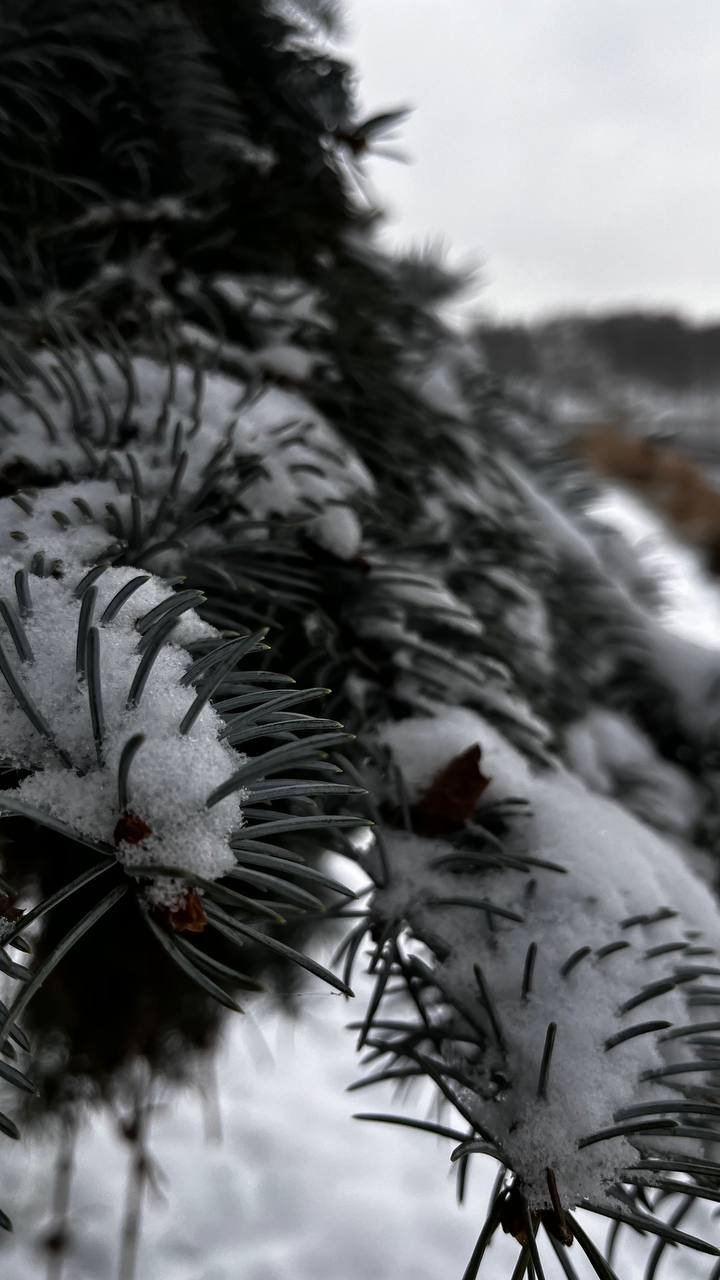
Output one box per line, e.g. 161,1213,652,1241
114,812,152,847
499,1185,538,1245
159,888,208,935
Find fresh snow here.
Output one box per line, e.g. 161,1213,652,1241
307,504,363,560
0,562,243,890
564,707,702,838
590,486,720,649
375,707,720,1208
0,349,372,534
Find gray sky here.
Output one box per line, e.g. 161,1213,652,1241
343,1,720,322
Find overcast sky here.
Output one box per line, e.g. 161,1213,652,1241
343,1,720,322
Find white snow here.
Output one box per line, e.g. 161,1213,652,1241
590,486,720,649
307,504,363,560
0,346,370,540
0,482,124,570
564,708,702,837
374,707,720,1209
0,562,243,888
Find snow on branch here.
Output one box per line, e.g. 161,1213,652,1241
359,707,720,1234
0,558,247,897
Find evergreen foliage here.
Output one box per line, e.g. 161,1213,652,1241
0,3,719,1277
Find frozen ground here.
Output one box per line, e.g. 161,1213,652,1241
0,915,523,1280
1,485,720,1279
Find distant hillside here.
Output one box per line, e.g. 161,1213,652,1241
472,311,720,566
475,311,720,393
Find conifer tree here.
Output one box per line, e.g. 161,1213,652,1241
0,3,719,1277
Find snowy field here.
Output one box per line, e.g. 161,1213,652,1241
0,916,523,1280
1,486,720,1280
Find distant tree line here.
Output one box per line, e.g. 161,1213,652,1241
476,311,720,390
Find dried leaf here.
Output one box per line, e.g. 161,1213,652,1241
0,895,23,924
412,743,491,836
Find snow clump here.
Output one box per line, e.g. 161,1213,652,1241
0,559,244,891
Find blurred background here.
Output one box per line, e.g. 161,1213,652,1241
346,0,720,322
347,1,720,642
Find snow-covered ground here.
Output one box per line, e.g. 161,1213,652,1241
2,485,720,1279
0,900,523,1280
